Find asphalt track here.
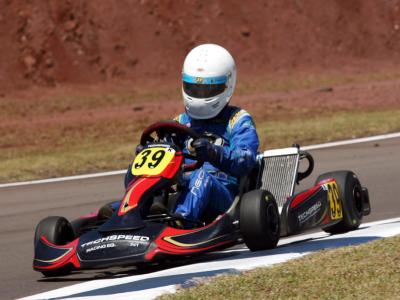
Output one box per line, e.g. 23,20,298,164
1,137,400,299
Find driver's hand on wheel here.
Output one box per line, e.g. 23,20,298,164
192,138,219,162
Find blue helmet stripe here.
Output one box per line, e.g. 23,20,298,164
182,73,227,85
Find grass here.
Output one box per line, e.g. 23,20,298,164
159,235,400,300
0,144,134,181
257,109,400,148
1,70,400,183
1,108,400,183
0,86,180,119
2,69,399,119
236,70,400,94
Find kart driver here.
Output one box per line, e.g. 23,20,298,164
126,44,259,225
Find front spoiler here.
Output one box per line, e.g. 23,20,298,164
33,236,81,271
33,236,153,271
33,215,238,273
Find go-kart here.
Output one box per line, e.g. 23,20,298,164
33,121,371,276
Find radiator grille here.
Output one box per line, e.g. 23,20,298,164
259,154,299,208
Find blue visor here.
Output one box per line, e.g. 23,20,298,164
182,73,228,85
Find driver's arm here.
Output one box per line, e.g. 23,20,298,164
176,110,259,178
212,111,259,177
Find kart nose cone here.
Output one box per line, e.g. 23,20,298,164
78,231,151,262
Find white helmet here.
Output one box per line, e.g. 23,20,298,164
182,44,236,120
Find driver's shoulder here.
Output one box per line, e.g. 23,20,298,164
227,106,254,132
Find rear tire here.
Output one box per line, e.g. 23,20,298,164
240,190,280,251
34,216,75,277
316,171,364,234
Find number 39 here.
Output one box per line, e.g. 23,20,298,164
134,149,166,170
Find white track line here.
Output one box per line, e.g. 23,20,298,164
301,131,400,150
0,169,126,189
1,131,400,189
20,217,400,300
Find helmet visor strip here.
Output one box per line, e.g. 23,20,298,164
182,74,227,98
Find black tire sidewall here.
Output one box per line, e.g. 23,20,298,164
240,189,280,251
341,172,363,228
34,216,75,276
34,216,74,246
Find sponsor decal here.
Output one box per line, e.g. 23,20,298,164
193,170,205,188
195,77,204,83
298,201,322,224
81,235,150,248
146,144,172,149
322,181,343,220
229,109,250,129
190,170,210,197
86,243,116,253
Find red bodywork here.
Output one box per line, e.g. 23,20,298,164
146,215,236,260
33,146,237,272
34,237,80,271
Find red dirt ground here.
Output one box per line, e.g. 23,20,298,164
1,0,400,158
1,0,400,93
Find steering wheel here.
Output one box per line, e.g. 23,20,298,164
140,121,203,171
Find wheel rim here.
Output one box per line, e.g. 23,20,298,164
353,185,363,216
266,204,279,236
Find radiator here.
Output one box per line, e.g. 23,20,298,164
258,148,300,209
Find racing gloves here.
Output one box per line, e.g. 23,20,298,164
192,138,222,165
192,137,257,178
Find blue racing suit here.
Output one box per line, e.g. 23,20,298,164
174,105,259,221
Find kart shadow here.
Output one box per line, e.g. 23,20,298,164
198,234,384,266
38,261,192,283
37,251,234,283
41,234,381,299
210,235,382,263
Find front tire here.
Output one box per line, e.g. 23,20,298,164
34,216,75,277
240,190,280,251
316,171,364,234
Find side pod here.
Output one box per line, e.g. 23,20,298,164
280,180,342,236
